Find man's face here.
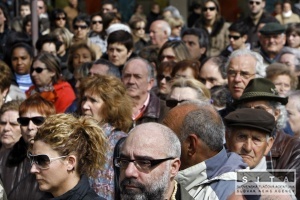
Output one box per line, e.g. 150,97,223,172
200,60,227,89
182,34,205,60
229,31,247,50
20,5,30,18
279,53,297,73
107,43,132,67
89,64,109,76
102,4,114,13
37,0,46,15
227,55,256,99
149,22,167,48
248,0,265,15
241,100,280,121
73,20,89,40
226,127,273,169
122,59,153,98
259,34,286,57
286,98,300,137
41,42,56,56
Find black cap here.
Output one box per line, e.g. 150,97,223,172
224,108,276,135
259,22,286,35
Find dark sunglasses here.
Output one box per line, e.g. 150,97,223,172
228,35,241,40
17,116,45,126
249,1,261,5
92,20,103,25
166,99,186,108
203,6,216,12
31,67,47,74
135,27,145,30
55,17,66,21
28,152,67,169
157,75,172,82
74,25,88,30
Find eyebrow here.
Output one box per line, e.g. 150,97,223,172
119,153,155,160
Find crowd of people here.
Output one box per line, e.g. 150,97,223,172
0,0,299,199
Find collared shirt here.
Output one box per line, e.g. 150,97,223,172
132,93,150,120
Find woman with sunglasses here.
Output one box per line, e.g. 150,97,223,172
194,0,230,57
156,61,176,100
26,52,76,113
88,13,107,54
129,16,149,55
79,75,132,199
0,94,55,200
50,8,68,31
29,113,107,200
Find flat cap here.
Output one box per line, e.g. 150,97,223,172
224,108,276,135
259,22,285,35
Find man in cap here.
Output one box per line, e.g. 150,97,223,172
224,108,275,169
258,22,286,66
234,77,300,199
163,100,247,199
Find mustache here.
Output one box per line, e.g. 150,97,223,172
120,178,146,192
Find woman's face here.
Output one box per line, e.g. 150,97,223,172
203,1,217,21
272,74,292,97
174,67,196,79
55,13,66,28
0,110,21,149
107,43,131,66
287,32,300,48
160,47,177,62
73,48,92,71
91,15,103,33
20,110,45,144
158,70,172,95
11,47,33,75
133,21,146,38
30,140,71,197
31,60,55,87
172,24,182,37
81,90,104,122
25,21,32,35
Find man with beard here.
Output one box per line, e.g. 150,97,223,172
115,122,193,200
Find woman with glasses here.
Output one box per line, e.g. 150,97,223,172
50,8,68,31
194,0,230,56
26,52,76,113
156,61,176,100
88,12,107,54
29,113,107,200
129,16,149,54
158,40,191,64
79,75,132,199
0,94,55,200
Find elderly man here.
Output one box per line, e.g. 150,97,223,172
286,90,300,138
224,108,275,169
149,20,171,48
258,22,286,66
163,101,247,199
89,58,120,78
115,122,193,200
122,57,168,126
234,78,300,199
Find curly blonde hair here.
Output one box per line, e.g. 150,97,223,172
34,113,107,178
79,75,133,132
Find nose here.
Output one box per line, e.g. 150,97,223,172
30,163,40,174
124,162,139,178
205,82,212,89
81,101,90,110
17,58,22,65
242,139,253,153
28,120,35,130
160,77,167,84
234,73,242,82
4,122,11,131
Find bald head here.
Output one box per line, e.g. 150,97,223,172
149,20,171,48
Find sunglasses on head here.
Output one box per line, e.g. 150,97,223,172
166,99,186,108
92,20,103,25
249,1,261,5
27,152,67,169
228,35,241,40
55,17,66,21
157,74,172,82
74,25,88,30
17,116,45,126
203,6,216,12
31,67,47,74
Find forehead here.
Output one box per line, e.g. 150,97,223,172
205,1,216,7
230,127,267,137
108,43,127,50
75,48,90,55
162,47,175,55
170,87,198,100
75,20,87,25
243,100,270,107
124,60,148,74
280,53,295,60
183,34,199,42
228,55,256,72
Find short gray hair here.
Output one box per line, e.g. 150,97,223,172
280,46,300,71
123,57,154,81
288,90,300,112
225,49,266,77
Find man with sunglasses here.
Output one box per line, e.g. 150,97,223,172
163,101,248,199
115,122,193,200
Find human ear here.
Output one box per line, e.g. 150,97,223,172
170,158,181,178
66,155,77,171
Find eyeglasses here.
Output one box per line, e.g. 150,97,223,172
31,67,47,74
92,20,103,25
17,116,45,126
28,152,67,169
203,7,216,12
114,157,175,172
135,27,145,30
160,55,176,61
74,25,88,30
249,1,261,5
55,17,66,21
157,75,172,82
227,70,256,79
166,99,186,108
229,35,241,40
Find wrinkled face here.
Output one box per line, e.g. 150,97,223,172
31,60,55,87
227,55,256,99
41,42,56,56
229,31,247,50
11,47,33,75
81,90,104,122
272,75,291,97
182,34,205,60
149,22,167,48
203,1,217,21
55,14,66,28
20,5,31,18
73,48,92,71
107,43,132,67
73,20,89,40
279,53,297,72
0,110,21,149
133,21,146,38
122,59,153,98
174,68,195,80
248,0,265,15
287,32,300,48
259,34,286,57
20,110,45,144
286,98,300,137
30,140,70,197
160,47,177,63
226,128,273,169
200,60,227,89
91,15,103,33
